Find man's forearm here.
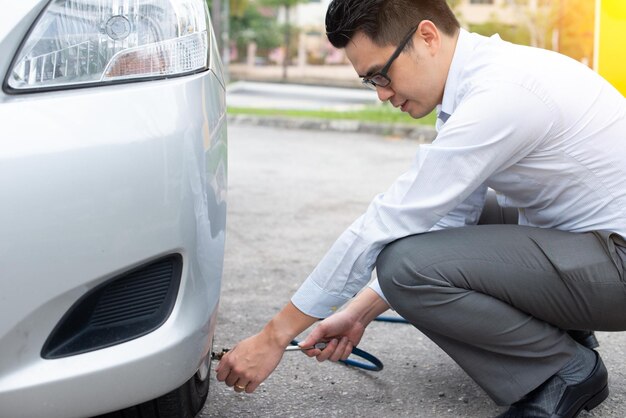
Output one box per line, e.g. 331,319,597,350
263,302,319,347
263,288,388,347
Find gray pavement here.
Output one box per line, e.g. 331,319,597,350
200,124,626,418
227,81,378,110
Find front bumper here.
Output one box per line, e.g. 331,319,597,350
0,69,227,417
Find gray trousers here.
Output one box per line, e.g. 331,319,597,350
376,194,626,405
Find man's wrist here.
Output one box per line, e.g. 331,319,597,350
345,288,390,326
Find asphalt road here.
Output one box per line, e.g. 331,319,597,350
200,124,626,418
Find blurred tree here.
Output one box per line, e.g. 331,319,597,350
446,0,462,10
229,2,282,61
230,0,250,17
206,0,250,17
261,0,307,80
207,0,252,63
469,20,532,45
504,0,594,63
552,0,595,64
447,0,465,23
458,0,593,65
503,0,551,48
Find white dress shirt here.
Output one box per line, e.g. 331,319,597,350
292,29,626,318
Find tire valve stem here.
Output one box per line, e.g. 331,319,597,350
211,349,230,361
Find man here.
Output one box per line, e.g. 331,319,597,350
216,0,626,416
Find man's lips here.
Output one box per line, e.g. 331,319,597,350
392,100,409,112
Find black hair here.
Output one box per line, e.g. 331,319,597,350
326,0,459,48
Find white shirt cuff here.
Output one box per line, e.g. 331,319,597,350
291,278,351,319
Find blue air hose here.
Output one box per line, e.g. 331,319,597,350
288,340,384,371
288,315,409,372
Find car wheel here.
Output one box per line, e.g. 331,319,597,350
94,361,210,418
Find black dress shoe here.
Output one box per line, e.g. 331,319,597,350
495,351,608,418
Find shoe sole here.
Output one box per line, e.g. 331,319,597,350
560,383,609,418
583,383,609,412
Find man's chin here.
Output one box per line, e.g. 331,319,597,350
408,105,436,120
408,109,428,119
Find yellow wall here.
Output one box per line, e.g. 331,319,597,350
594,0,626,95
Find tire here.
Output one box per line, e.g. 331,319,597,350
94,364,210,418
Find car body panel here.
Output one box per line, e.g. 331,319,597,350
0,1,227,416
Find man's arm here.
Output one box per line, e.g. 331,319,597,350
215,289,389,392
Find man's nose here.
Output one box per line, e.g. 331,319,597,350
376,85,394,102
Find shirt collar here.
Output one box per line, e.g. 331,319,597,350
439,28,475,118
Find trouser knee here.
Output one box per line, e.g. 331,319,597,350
376,236,432,307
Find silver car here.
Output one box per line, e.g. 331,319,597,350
0,1,227,417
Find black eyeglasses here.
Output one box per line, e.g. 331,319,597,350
362,25,418,90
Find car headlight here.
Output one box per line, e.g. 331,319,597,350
6,0,211,92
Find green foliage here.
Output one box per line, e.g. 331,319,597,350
260,0,304,7
446,0,462,10
206,0,250,17
230,4,282,55
230,0,250,17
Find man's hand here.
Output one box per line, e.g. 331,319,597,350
215,302,318,393
298,309,366,362
215,331,285,393
298,288,390,362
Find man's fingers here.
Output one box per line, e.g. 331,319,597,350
215,356,230,382
341,341,353,361
246,380,261,393
315,338,339,362
329,336,349,362
299,326,326,349
300,328,330,357
233,379,250,393
302,347,320,357
225,372,240,387
217,352,246,387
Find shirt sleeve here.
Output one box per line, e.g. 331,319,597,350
428,183,488,231
366,183,488,304
292,81,556,318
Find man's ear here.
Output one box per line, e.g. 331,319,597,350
417,20,441,54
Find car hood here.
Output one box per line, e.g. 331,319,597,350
0,1,48,44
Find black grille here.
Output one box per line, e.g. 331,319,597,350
42,254,183,359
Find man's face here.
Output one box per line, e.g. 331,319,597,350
344,23,447,119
